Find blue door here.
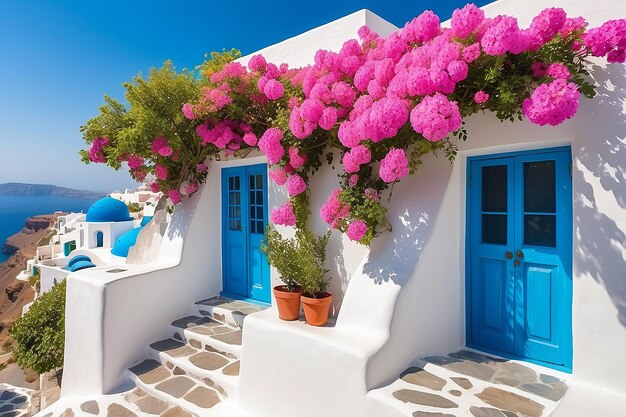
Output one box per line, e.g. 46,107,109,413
468,147,572,370
222,164,271,303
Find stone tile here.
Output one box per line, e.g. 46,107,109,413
165,362,175,370
449,390,462,397
129,360,170,384
450,350,506,365
213,313,226,323
172,367,187,375
400,367,447,391
470,406,509,417
203,378,227,397
190,325,232,336
189,339,202,349
451,377,473,390
80,400,100,415
124,388,148,403
173,333,183,341
211,330,242,345
189,352,229,371
160,406,193,417
107,403,137,417
0,405,13,412
540,373,561,384
393,389,458,408
0,393,15,401
150,339,196,358
171,316,213,329
183,386,221,409
222,360,240,376
424,355,495,382
196,296,231,307
413,413,456,417
520,382,566,401
0,411,20,417
492,362,539,387
155,376,196,398
135,395,170,415
475,387,544,417
59,408,74,417
205,345,237,359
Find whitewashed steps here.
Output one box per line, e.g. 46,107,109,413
194,297,264,330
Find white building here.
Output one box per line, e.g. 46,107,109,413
37,1,626,417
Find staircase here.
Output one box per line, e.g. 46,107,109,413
125,297,265,416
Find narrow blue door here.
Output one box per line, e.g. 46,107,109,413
222,164,271,303
468,147,572,370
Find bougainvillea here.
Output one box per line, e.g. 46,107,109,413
81,7,625,245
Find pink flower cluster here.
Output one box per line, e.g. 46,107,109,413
410,93,462,142
258,128,285,164
584,19,626,63
151,136,174,157
127,154,144,169
522,79,580,126
196,120,250,151
320,189,350,229
270,202,296,226
347,220,368,242
451,3,485,39
342,144,372,173
286,174,307,196
89,137,109,163
379,148,409,183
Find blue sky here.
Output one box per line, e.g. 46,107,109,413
0,0,490,193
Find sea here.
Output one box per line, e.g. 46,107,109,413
0,195,96,263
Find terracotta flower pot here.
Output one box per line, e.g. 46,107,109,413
301,292,333,326
273,285,302,321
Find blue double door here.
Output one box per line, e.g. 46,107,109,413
222,164,271,303
468,147,572,370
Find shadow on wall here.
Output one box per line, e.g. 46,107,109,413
575,62,626,326
362,154,454,288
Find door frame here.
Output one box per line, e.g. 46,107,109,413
464,145,573,372
220,163,272,306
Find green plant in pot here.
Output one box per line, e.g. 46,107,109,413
296,229,333,326
262,226,304,320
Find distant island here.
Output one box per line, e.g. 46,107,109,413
0,182,105,200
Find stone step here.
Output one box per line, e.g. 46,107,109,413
170,315,243,359
366,350,569,417
147,337,240,398
127,359,222,416
193,297,265,329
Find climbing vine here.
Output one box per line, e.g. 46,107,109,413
81,5,625,245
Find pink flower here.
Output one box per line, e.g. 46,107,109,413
410,93,462,142
583,19,626,63
529,8,567,43
263,79,285,100
342,145,371,174
155,164,168,180
243,132,258,146
149,182,160,193
269,168,288,185
462,43,481,63
182,103,196,120
447,60,469,83
349,174,359,187
318,107,338,130
522,79,580,126
532,62,548,77
152,136,169,153
347,220,368,242
288,147,306,169
158,146,173,157
379,148,409,183
365,188,379,202
286,174,307,196
183,182,199,195
127,154,144,169
248,54,267,72
168,189,182,205
474,91,490,104
88,137,109,163
197,163,208,173
480,16,525,56
270,202,296,226
320,189,350,229
258,128,285,165
546,63,571,80
451,3,485,39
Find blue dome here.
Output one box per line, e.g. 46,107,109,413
140,216,153,227
111,227,143,258
69,260,96,272
86,197,132,223
68,255,91,268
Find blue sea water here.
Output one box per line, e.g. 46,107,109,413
0,195,96,263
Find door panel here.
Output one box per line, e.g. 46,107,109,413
222,164,271,303
468,148,572,370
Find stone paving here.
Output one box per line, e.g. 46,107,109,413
369,350,569,417
35,297,264,417
0,384,32,417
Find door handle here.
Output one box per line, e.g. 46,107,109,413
516,250,524,259
505,251,513,259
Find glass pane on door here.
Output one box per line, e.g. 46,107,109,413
523,161,556,247
481,165,508,244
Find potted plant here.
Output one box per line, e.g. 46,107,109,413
262,226,304,320
297,230,333,326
